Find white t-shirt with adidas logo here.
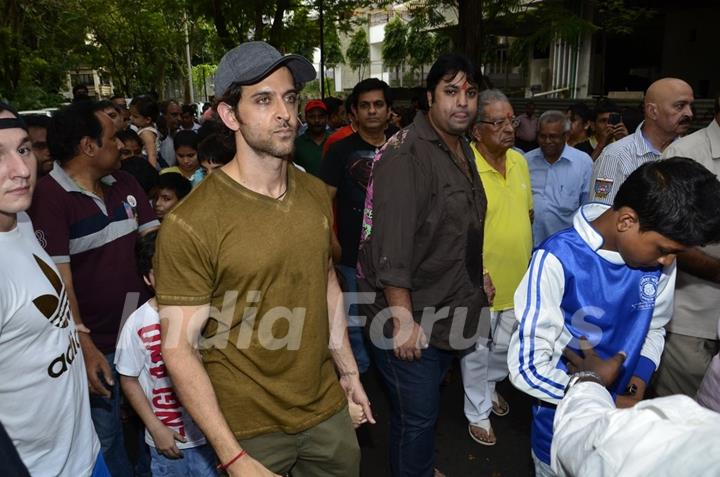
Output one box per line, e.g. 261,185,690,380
0,212,100,476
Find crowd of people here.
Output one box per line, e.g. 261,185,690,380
2,38,720,477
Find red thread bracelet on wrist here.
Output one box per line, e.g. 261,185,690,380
217,449,247,471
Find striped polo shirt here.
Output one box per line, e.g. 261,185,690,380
588,122,663,204
29,162,159,353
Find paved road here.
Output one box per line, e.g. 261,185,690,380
359,361,537,476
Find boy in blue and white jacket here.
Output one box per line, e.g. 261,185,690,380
508,158,720,476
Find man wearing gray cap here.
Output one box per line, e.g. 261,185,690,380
154,41,371,477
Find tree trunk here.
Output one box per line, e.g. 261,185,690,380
211,0,234,50
268,0,290,48
458,0,484,70
253,1,264,41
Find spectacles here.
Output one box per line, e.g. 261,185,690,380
478,117,520,129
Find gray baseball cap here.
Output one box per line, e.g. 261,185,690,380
214,41,317,98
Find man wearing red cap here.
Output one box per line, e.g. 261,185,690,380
294,99,330,176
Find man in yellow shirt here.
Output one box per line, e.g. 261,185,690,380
461,89,533,446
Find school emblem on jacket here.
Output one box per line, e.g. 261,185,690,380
635,274,659,310
593,178,614,199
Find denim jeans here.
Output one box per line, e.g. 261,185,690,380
150,444,217,477
370,343,455,477
337,264,371,373
89,352,132,477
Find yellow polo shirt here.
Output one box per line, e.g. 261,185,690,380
472,144,533,310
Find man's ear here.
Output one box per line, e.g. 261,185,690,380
79,136,98,157
426,90,433,108
645,102,658,121
616,206,640,232
216,102,241,131
471,123,482,142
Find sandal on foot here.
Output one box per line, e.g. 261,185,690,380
468,420,496,446
492,390,510,417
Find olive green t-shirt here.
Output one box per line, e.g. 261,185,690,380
154,165,345,439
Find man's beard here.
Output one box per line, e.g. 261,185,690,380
238,121,294,159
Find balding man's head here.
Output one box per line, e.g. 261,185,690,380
644,78,694,137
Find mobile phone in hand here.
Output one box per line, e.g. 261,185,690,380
608,112,622,125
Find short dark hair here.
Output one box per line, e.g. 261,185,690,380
120,156,159,194
48,101,106,163
568,102,592,122
157,172,192,200
21,114,51,130
117,128,141,145
593,99,620,119
181,104,194,116
198,133,234,165
72,84,89,96
217,82,244,110
161,99,179,114
174,130,199,151
426,53,479,99
96,99,120,113
323,97,343,116
613,157,720,247
130,95,159,122
351,78,392,110
110,94,125,102
135,230,157,280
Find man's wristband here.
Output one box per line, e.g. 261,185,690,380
217,449,247,471
565,371,604,393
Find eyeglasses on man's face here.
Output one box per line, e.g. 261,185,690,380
478,117,520,129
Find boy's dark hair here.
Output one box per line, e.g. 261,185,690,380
181,104,195,115
351,78,392,110
426,53,478,99
198,133,234,165
120,156,159,194
174,130,199,151
117,128,141,145
158,172,192,200
96,99,119,113
110,94,125,102
614,157,720,247
568,102,592,122
323,97,343,116
594,99,620,118
48,101,106,163
21,113,51,130
131,95,160,122
136,230,157,280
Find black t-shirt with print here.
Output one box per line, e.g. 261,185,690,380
320,132,383,267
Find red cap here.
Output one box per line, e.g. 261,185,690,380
304,99,327,114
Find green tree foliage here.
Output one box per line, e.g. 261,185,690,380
323,24,345,69
407,19,435,83
381,16,408,86
346,28,370,81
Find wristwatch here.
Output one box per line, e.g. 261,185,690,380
565,371,605,393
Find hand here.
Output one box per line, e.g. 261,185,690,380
347,400,365,428
79,333,114,397
227,454,282,477
483,272,495,306
339,374,376,426
150,424,186,459
615,394,641,409
610,123,629,140
392,318,427,361
563,337,626,387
